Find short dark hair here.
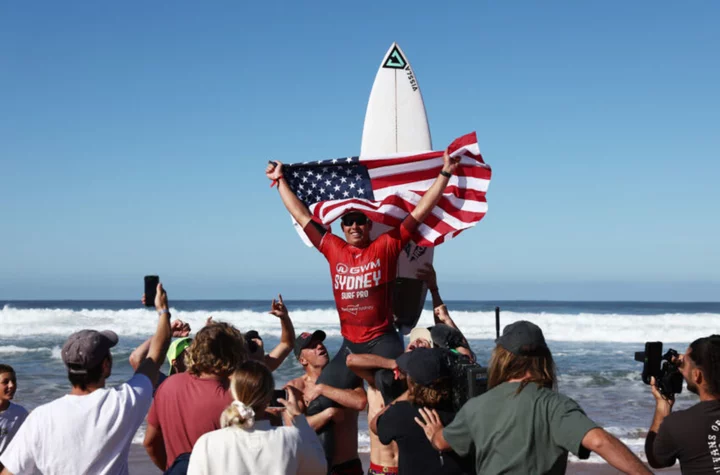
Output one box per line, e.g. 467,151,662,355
67,356,108,391
689,335,720,396
0,364,15,375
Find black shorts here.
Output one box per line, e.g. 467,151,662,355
307,329,404,416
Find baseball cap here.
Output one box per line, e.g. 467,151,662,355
294,330,326,359
430,324,468,350
408,327,434,348
496,321,548,355
62,330,119,374
396,348,451,386
166,337,192,367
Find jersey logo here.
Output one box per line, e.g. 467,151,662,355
342,304,360,316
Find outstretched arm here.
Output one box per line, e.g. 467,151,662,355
305,385,367,412
266,161,313,228
346,353,397,387
409,150,461,224
264,295,296,372
583,428,651,474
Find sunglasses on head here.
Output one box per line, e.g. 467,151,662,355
341,214,368,226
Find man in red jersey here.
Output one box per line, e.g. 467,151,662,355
265,150,460,405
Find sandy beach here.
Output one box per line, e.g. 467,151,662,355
128,444,681,474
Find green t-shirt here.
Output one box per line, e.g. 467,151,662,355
443,381,598,475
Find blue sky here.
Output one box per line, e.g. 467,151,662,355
2,1,718,300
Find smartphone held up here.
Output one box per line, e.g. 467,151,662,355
144,275,159,307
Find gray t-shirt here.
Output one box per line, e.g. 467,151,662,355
443,381,598,475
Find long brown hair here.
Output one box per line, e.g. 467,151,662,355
488,345,556,393
185,321,247,378
221,361,274,428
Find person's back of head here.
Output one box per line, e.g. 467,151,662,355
62,330,118,391
688,334,720,397
221,360,274,429
185,321,247,378
489,321,556,392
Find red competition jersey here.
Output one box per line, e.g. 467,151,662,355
304,218,416,343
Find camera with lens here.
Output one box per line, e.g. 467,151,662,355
634,342,683,398
446,352,488,411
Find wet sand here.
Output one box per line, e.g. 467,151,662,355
128,444,680,474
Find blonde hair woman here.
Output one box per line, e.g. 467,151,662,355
188,360,326,474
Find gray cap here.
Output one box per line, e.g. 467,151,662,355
496,321,548,355
62,330,119,374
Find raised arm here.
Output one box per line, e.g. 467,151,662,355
264,294,295,372
644,376,676,469
134,283,172,386
129,318,190,371
409,150,461,224
266,161,313,228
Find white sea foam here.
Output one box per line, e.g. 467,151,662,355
1,304,717,343
0,345,54,355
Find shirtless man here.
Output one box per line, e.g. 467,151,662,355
287,331,368,475
347,330,434,475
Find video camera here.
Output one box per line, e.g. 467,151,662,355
634,342,683,398
447,352,488,411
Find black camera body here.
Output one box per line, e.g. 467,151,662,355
447,352,488,411
634,342,683,397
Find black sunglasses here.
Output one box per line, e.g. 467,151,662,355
341,214,368,226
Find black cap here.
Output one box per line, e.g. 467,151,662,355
430,324,468,350
396,348,451,386
496,321,548,355
294,330,326,359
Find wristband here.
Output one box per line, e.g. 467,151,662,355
440,170,452,178
158,309,170,316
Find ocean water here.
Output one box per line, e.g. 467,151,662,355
1,299,719,463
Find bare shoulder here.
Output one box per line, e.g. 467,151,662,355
286,376,306,391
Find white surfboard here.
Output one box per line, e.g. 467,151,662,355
360,43,434,334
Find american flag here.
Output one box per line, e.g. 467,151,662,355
282,132,491,247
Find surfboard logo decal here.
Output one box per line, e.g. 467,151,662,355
403,243,428,262
383,46,407,69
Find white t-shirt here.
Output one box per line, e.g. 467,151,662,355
0,374,153,475
0,402,29,455
187,415,327,475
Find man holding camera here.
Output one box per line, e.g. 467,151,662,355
645,335,720,474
